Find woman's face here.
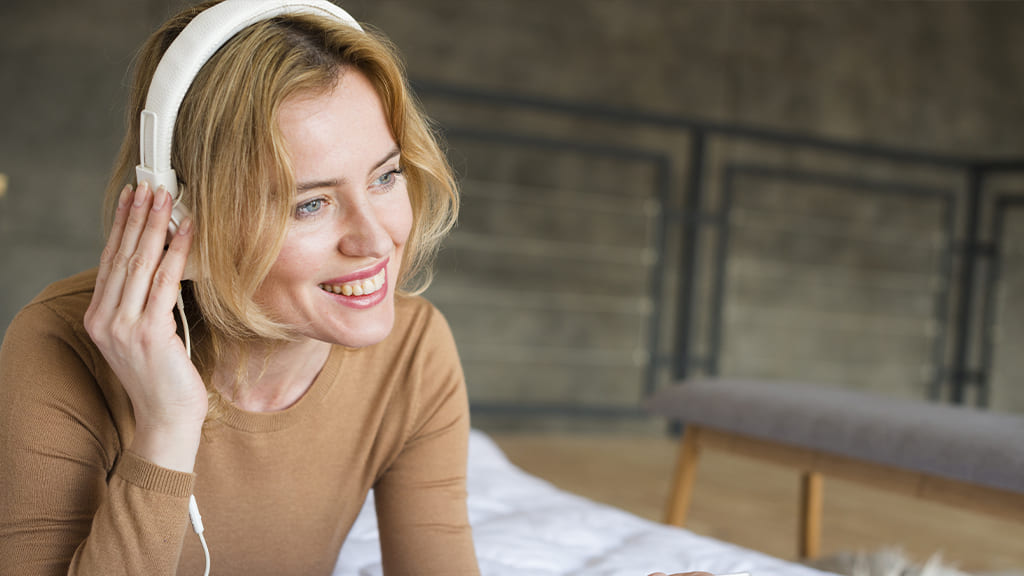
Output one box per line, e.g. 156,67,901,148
255,68,413,348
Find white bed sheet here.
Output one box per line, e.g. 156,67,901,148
332,429,838,576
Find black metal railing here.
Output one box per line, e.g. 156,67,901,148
413,79,1024,417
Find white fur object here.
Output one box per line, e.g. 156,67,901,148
332,430,838,576
808,548,973,576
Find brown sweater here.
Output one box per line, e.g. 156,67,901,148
0,269,479,576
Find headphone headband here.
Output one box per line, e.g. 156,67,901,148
136,0,362,205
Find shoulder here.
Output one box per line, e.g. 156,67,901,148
392,294,455,346
1,268,107,396
31,268,99,304
362,295,463,389
1,268,122,470
374,296,468,452
394,294,444,325
5,268,97,345
19,268,98,333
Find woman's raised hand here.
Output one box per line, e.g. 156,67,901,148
84,182,206,473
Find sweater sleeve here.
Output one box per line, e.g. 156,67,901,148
373,305,480,576
0,301,195,575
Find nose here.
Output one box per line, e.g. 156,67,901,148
338,199,391,258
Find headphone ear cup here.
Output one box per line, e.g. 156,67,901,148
165,185,197,280
165,183,190,237
169,191,191,236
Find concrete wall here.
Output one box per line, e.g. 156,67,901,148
354,0,1024,155
992,205,1024,411
0,1,156,327
2,1,1023,429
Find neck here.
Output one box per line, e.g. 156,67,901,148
213,337,332,413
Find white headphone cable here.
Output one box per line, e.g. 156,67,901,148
188,494,211,576
176,286,192,358
176,285,209,576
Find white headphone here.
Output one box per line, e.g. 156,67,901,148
136,0,363,234
137,3,363,573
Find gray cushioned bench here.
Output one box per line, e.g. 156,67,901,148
647,379,1024,559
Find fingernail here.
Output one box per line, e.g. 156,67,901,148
134,182,150,207
178,217,193,235
152,186,167,211
118,184,132,208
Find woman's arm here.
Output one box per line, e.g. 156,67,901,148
373,305,479,576
0,183,204,575
0,291,196,574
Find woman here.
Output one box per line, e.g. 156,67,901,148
0,1,714,575
1,1,474,573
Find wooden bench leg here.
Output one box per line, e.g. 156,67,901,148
665,425,701,526
799,471,823,559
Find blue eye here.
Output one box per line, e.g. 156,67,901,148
375,168,403,189
295,198,326,218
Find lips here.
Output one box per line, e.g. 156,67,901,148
317,258,390,308
319,267,386,296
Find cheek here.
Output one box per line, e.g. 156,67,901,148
259,233,326,296
382,194,414,288
382,193,414,247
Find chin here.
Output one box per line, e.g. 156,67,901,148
326,310,396,349
335,327,393,349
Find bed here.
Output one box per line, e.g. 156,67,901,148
331,429,838,576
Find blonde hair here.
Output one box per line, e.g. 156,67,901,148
104,0,458,415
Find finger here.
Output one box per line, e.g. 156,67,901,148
92,184,133,304
145,215,193,320
119,186,176,313
97,181,152,314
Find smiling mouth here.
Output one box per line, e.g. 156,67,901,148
319,268,386,297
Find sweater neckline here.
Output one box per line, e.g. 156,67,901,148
217,345,346,433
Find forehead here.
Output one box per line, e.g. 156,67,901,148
278,69,396,179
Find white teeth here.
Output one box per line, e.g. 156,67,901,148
320,268,386,297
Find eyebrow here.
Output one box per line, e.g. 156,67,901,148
295,147,401,193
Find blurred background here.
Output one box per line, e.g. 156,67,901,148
2,0,1023,573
